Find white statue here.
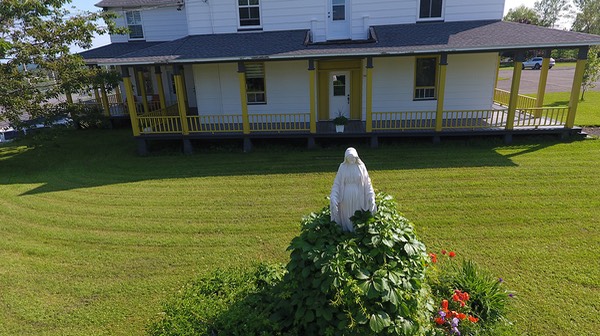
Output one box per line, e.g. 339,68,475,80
330,147,377,232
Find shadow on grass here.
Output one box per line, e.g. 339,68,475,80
0,128,566,195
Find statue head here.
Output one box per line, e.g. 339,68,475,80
344,147,359,164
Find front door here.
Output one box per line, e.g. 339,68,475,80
327,0,351,40
329,71,350,119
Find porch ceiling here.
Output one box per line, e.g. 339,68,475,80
81,20,600,66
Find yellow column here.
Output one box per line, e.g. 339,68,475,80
93,86,101,104
154,66,167,111
366,57,374,133
115,85,123,104
435,53,448,132
121,67,140,136
506,52,524,131
566,47,589,129
173,65,189,135
535,50,552,114
238,62,250,135
65,91,73,104
100,83,110,117
308,60,317,134
495,53,501,88
136,68,149,113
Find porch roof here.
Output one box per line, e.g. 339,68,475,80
81,20,600,66
95,0,178,8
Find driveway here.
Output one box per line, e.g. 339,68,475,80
496,66,600,94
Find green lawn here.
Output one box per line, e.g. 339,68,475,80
542,91,600,126
499,61,576,71
0,128,599,335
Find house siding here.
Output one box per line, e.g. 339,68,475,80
110,6,188,43
445,0,504,22
193,61,309,116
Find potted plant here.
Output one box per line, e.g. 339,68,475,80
332,110,348,133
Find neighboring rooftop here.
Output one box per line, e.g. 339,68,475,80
81,20,600,65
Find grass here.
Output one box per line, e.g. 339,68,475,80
0,127,599,335
542,91,600,126
499,61,576,71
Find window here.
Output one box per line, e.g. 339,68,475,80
126,10,144,39
245,63,266,104
419,0,443,19
414,57,438,100
238,0,261,27
332,0,346,21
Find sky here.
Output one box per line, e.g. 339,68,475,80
71,0,540,52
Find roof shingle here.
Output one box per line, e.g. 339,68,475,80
81,20,600,65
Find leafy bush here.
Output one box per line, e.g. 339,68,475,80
272,192,434,335
428,252,513,335
68,104,110,129
147,263,287,336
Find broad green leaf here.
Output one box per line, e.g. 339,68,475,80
369,311,390,333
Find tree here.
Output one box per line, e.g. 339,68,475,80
0,0,123,127
571,0,600,34
580,47,600,100
534,0,570,27
504,5,541,25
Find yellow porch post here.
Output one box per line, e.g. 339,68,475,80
535,50,552,115
93,85,101,104
238,62,250,135
65,91,73,104
308,59,317,134
100,83,110,117
495,53,501,88
121,67,140,136
154,66,167,110
566,46,589,129
136,68,149,113
366,57,374,133
506,51,525,131
435,53,448,132
173,65,189,135
115,84,123,104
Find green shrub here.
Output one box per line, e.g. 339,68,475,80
273,192,434,335
428,253,513,335
147,264,287,336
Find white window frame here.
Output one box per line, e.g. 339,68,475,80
125,10,145,40
237,0,262,29
413,56,438,100
417,0,444,22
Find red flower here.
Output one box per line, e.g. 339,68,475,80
450,311,458,318
448,251,456,258
468,316,479,323
435,317,445,325
461,292,470,301
429,253,438,263
441,249,447,255
457,313,467,320
452,293,460,302
460,301,466,307
441,299,449,311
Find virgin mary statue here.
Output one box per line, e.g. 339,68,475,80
330,147,376,232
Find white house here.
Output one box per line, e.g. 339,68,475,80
79,0,600,154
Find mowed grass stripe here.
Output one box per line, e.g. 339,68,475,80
0,129,598,335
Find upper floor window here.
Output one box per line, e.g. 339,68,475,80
126,10,144,39
238,0,261,28
414,57,438,100
419,0,443,20
245,63,266,104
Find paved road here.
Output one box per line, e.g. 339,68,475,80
496,66,600,94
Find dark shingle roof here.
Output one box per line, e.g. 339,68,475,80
81,20,600,65
95,0,178,8
78,42,164,63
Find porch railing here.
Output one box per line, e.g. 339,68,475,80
442,109,507,129
372,111,436,130
138,104,181,134
514,107,569,127
187,115,244,133
494,88,537,109
249,113,310,132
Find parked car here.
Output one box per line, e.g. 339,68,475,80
522,57,556,70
